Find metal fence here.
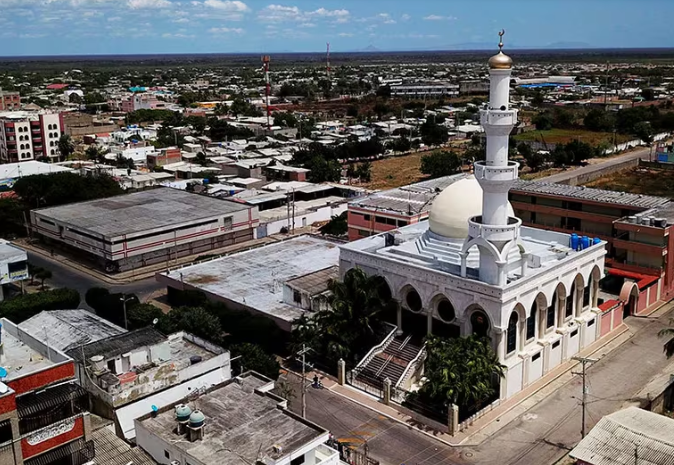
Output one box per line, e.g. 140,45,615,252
347,368,384,399
327,438,379,465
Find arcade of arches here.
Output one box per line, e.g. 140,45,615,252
378,268,601,357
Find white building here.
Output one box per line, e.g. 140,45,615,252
0,111,63,163
0,240,28,300
135,372,339,465
340,34,607,400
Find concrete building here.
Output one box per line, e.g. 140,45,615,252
459,79,490,95
0,112,63,163
147,147,182,169
157,236,342,331
340,37,608,401
0,318,93,465
30,188,258,273
0,160,73,190
0,90,20,112
390,82,459,98
134,372,339,465
347,175,468,241
0,241,28,301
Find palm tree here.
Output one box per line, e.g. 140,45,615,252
658,319,674,358
58,134,75,159
35,268,52,290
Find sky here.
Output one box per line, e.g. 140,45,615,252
1,0,673,56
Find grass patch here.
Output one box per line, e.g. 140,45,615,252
514,129,631,146
363,152,427,190
584,167,674,198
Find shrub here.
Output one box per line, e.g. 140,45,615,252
0,288,80,323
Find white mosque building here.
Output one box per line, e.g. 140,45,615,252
340,33,607,400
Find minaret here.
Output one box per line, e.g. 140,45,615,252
461,30,521,286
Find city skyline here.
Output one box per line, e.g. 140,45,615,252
0,0,672,56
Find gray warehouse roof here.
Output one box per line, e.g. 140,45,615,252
67,327,166,363
33,188,250,239
570,407,674,465
512,180,670,210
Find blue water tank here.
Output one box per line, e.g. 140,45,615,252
175,404,192,422
581,236,590,250
593,237,601,245
570,233,579,250
189,410,205,428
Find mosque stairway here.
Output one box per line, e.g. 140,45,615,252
355,334,423,390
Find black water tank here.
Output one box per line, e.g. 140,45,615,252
190,355,203,365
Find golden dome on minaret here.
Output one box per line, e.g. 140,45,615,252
488,29,513,69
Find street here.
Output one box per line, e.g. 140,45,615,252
279,371,466,465
26,251,163,309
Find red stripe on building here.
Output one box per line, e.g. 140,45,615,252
21,416,84,459
7,363,75,396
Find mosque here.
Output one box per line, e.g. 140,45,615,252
340,33,607,400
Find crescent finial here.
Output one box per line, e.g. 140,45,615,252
498,29,505,51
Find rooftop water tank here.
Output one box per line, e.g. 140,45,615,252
175,404,192,423
189,410,205,428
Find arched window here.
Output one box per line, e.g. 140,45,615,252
405,289,422,312
583,283,591,307
507,312,518,354
526,302,537,340
19,144,24,150
437,299,455,322
547,293,556,329
566,283,575,318
471,311,489,338
51,149,55,155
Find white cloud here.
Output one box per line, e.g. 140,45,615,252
107,16,122,21
203,0,248,11
208,26,244,34
423,14,457,21
172,17,190,23
383,19,396,24
128,0,171,9
258,5,349,23
162,32,195,38
401,13,411,21
298,22,316,28
338,32,353,37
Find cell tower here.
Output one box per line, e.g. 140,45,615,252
261,55,272,130
326,42,331,80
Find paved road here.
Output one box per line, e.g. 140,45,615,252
279,372,466,465
27,251,163,309
463,305,674,465
541,146,651,184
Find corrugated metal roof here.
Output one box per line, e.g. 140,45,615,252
570,407,674,465
67,327,166,363
512,180,670,210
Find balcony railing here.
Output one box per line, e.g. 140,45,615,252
24,438,94,465
17,383,88,435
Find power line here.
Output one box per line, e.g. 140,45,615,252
572,356,598,439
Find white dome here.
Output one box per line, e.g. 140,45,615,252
428,175,514,239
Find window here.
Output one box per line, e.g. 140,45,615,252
107,359,116,374
526,304,536,340
506,313,518,354
363,214,371,221
588,319,595,327
547,303,555,329
164,451,170,459
437,299,455,322
532,352,541,362
222,216,233,230
552,340,560,349
406,289,422,312
530,212,537,223
375,216,387,224
583,285,591,307
566,284,575,318
397,220,408,227
358,229,370,237
570,329,578,338
290,455,305,465
293,290,301,304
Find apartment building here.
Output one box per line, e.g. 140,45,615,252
0,318,93,465
0,112,63,163
0,90,20,112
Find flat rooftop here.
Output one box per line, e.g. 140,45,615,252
349,173,468,216
1,322,55,381
138,374,326,465
0,241,26,263
512,180,670,210
0,160,72,181
33,187,250,239
19,310,125,353
286,266,339,296
160,236,341,323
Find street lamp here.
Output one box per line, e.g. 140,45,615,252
120,294,134,330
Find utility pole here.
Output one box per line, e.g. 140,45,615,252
604,61,610,107
298,344,311,419
572,356,598,438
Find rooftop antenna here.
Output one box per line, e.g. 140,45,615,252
262,55,272,131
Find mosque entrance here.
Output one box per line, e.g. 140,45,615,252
401,311,428,340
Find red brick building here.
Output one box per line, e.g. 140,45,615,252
0,318,92,465
0,91,20,112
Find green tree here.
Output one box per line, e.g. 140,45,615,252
273,112,298,128
532,112,553,131
85,145,105,162
292,268,390,364
13,172,123,209
658,319,674,358
531,91,544,107
420,120,449,147
356,161,372,182
583,109,615,132
231,343,281,380
85,288,139,328
420,151,462,178
634,121,654,146
158,306,223,343
35,268,52,290
57,134,75,159
0,288,80,323
408,335,505,411
318,212,347,236
641,88,656,101
127,303,164,331
518,142,547,172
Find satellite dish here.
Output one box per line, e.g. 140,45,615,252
0,367,7,379
152,318,159,325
